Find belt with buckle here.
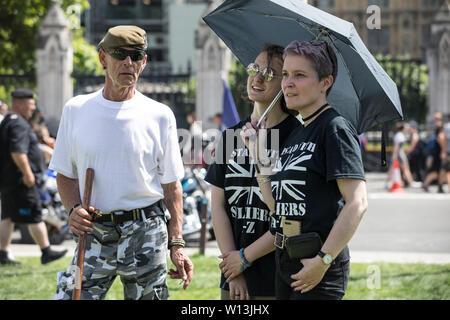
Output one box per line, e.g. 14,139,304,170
94,200,164,224
274,232,287,250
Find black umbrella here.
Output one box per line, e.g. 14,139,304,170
203,0,403,134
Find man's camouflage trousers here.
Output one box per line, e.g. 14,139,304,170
54,215,169,300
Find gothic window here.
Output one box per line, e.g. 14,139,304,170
439,35,450,68
367,0,390,7
140,0,163,20
49,46,56,72
106,0,162,20
207,45,216,69
313,0,335,8
368,27,390,55
107,0,136,19
422,0,444,7
148,48,165,62
422,26,431,40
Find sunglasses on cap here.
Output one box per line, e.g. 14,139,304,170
105,48,146,62
246,63,281,82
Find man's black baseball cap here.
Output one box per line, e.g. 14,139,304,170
11,88,35,99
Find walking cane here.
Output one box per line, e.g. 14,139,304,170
72,168,95,300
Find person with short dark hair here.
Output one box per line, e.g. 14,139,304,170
213,112,226,132
406,120,425,182
443,120,450,193
240,40,368,300
423,117,447,193
50,25,193,300
0,88,67,265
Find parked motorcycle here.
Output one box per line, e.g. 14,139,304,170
181,167,214,239
20,168,214,243
20,169,70,244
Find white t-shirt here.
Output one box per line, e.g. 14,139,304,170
49,89,184,212
444,122,450,153
393,131,405,145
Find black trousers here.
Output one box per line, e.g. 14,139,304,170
1,183,42,223
275,247,350,300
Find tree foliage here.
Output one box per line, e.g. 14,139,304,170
376,54,429,125
0,0,102,104
0,0,101,75
228,58,253,119
72,28,103,75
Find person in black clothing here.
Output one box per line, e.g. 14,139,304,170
213,113,226,132
406,121,425,182
0,88,67,265
240,40,368,300
205,44,300,300
423,113,447,193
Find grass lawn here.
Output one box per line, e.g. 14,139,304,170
0,254,449,300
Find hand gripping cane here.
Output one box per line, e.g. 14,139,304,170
72,168,95,300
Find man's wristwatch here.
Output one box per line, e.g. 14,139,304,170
317,250,333,265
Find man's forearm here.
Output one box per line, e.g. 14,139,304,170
56,173,81,212
162,181,183,239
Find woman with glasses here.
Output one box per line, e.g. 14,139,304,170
205,44,300,300
240,40,368,300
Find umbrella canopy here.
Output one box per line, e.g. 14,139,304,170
203,0,403,134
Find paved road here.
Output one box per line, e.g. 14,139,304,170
349,173,450,254
8,173,450,263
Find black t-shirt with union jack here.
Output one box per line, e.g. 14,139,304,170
205,114,300,296
270,108,365,261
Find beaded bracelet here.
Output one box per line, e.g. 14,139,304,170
256,175,271,184
239,248,252,271
168,238,186,249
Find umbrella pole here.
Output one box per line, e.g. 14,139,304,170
256,90,283,127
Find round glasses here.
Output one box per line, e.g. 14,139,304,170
246,63,280,82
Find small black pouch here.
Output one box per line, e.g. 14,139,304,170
285,232,323,259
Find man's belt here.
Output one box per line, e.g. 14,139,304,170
274,232,287,250
94,200,165,224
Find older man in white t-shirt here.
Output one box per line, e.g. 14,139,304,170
50,25,193,300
